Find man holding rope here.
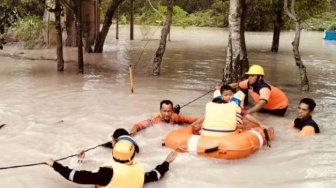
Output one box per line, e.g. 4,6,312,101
46,136,178,187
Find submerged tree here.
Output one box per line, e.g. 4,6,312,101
94,0,126,52
223,0,256,84
283,0,309,91
54,0,64,71
223,0,243,84
60,0,84,73
152,0,174,76
283,0,329,91
269,0,284,52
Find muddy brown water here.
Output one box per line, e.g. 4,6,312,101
0,26,335,188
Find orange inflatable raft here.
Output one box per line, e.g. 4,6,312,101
163,124,274,160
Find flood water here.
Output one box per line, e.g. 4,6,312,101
0,25,335,188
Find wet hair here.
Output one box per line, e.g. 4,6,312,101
112,128,129,139
112,128,139,153
299,98,316,112
160,100,173,109
220,84,235,95
212,97,224,104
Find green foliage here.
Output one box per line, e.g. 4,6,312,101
99,0,113,18
244,0,285,31
328,22,336,30
131,1,229,28
0,4,20,49
175,0,215,13
172,6,188,27
0,5,20,34
1,0,45,17
112,0,333,30
302,12,336,31
14,15,51,49
119,15,128,25
294,0,330,20
185,11,213,27
282,0,330,30
209,0,229,27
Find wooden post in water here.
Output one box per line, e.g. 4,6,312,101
129,65,134,93
116,6,119,39
130,0,134,40
76,0,84,73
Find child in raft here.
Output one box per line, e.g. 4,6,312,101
191,85,267,136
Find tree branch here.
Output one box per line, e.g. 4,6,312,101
290,0,298,20
36,0,55,12
59,0,75,14
283,0,297,21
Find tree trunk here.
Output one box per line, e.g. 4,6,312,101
284,0,309,91
76,0,84,73
223,0,255,84
240,1,251,105
94,0,125,53
116,6,119,39
240,0,251,76
223,0,243,84
55,0,65,71
271,8,283,52
82,0,96,53
152,0,174,76
65,1,77,47
223,33,232,83
292,21,309,91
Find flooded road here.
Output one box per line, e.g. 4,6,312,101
0,25,335,188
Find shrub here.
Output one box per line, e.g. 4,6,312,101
303,12,336,31
14,15,50,49
327,22,336,30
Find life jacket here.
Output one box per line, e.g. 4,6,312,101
96,160,144,188
201,102,239,137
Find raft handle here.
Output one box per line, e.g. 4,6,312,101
263,128,271,148
204,146,219,153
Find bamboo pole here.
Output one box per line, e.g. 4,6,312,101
129,65,134,93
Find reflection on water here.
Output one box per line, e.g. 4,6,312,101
0,26,336,188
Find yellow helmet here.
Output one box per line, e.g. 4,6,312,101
245,65,264,75
113,139,136,165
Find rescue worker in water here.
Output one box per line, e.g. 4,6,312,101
46,136,178,188
230,65,288,116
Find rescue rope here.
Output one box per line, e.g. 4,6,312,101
179,89,215,109
0,142,107,170
133,23,162,69
177,80,223,111
0,124,6,129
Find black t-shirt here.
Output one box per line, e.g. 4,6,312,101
247,79,271,95
294,115,320,133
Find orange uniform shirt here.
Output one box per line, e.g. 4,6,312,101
132,113,197,131
239,79,288,110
